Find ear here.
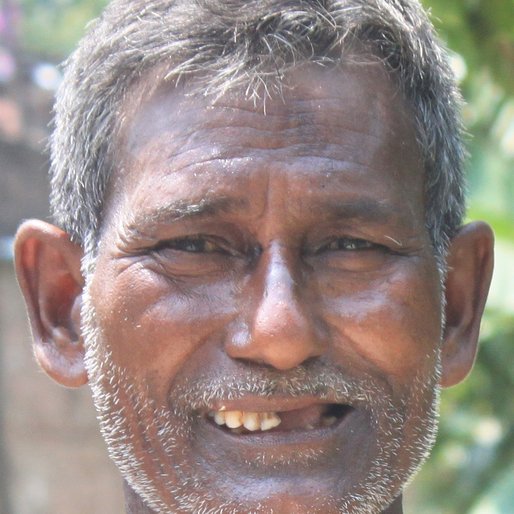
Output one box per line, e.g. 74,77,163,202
441,221,494,387
14,220,87,387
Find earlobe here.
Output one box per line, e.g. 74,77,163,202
441,221,494,387
14,220,88,387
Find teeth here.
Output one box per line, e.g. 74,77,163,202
214,411,226,426
210,408,342,432
243,412,260,431
210,410,281,431
225,410,243,429
260,412,281,431
321,416,337,427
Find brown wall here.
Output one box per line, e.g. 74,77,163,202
0,260,124,514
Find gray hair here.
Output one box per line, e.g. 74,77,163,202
50,0,466,263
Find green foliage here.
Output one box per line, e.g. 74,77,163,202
412,2,514,513
426,0,514,95
409,314,514,513
18,0,108,57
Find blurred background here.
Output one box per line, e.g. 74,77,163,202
0,0,512,513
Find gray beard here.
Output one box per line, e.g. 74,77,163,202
81,276,441,514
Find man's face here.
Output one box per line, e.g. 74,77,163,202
83,63,443,513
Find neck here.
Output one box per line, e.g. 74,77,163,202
123,481,403,513
123,481,155,514
384,495,403,514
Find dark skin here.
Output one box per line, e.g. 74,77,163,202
14,63,494,513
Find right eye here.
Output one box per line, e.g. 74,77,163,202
157,236,226,254
149,234,245,278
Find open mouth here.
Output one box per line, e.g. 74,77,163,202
207,403,353,434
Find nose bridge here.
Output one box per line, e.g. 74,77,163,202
226,242,326,370
256,245,300,334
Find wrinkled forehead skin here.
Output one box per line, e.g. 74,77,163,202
110,53,418,183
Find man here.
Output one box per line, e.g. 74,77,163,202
13,0,494,512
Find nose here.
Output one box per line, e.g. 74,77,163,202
225,244,326,370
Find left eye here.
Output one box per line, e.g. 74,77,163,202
306,237,392,273
319,238,375,252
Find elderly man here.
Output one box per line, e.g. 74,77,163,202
14,0,494,513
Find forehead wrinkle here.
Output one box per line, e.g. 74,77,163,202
162,149,388,178
148,117,385,149
182,108,387,143
127,86,393,157
153,120,391,171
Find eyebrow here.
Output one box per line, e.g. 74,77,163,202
122,187,404,245
310,197,397,224
124,196,249,234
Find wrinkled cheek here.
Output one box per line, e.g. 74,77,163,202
89,265,237,393
323,270,442,386
356,299,439,373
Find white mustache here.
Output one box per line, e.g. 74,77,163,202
169,361,387,413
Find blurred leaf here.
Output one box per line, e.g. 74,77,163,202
18,0,108,57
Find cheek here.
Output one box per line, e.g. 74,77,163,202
90,261,237,383
322,261,442,383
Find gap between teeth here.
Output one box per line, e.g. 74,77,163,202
209,410,338,432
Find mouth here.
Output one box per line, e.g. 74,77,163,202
194,397,362,470
207,403,354,435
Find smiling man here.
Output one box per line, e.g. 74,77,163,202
13,1,494,513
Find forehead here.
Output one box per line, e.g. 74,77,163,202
108,62,424,228
122,60,416,151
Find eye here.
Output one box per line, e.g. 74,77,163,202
318,238,375,253
148,235,242,278
153,234,240,256
159,236,224,254
307,236,392,273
